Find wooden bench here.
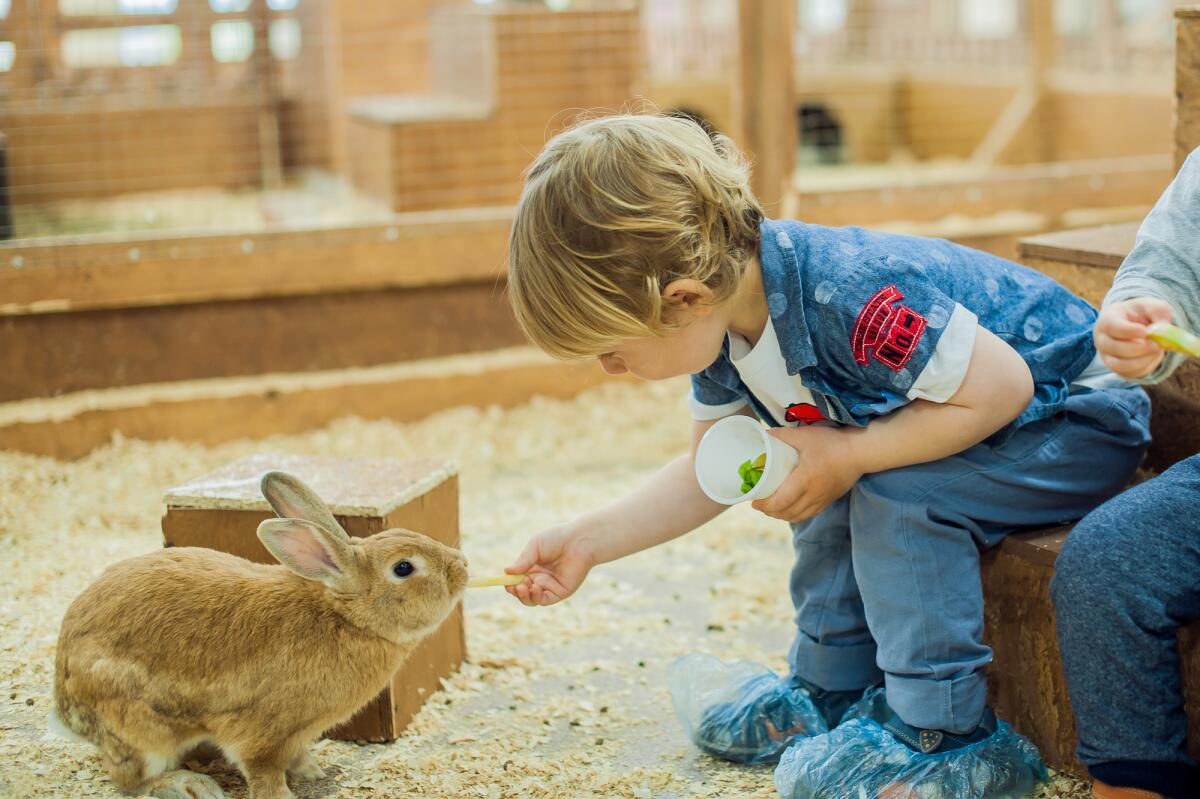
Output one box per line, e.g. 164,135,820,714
161,454,465,743
977,225,1200,774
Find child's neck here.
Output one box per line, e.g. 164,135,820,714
726,255,771,347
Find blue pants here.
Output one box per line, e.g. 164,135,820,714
1052,453,1200,797
788,386,1151,733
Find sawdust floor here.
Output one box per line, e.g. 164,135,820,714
0,379,1089,798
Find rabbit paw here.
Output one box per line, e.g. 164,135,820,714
287,750,326,782
148,769,226,799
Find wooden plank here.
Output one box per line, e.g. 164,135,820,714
998,525,1071,569
795,155,1169,228
0,347,624,460
980,541,1081,774
1178,8,1200,170
0,207,513,316
1016,221,1139,269
735,0,795,211
0,280,526,402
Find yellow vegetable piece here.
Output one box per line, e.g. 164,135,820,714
466,574,528,588
1148,323,1200,358
752,452,767,470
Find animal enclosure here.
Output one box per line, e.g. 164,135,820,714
3,1,1200,798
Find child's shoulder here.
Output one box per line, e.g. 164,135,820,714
766,218,998,275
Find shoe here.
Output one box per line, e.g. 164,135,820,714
881,704,1000,754
773,698,1046,799
668,653,871,765
1092,782,1165,799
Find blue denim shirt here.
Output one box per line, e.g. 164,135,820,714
691,219,1099,441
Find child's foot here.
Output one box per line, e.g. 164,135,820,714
668,653,871,765
773,699,1046,799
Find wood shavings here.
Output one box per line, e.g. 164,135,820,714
0,379,1089,798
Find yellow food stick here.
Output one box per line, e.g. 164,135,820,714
1148,323,1200,358
467,574,528,588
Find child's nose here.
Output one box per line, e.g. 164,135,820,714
599,355,627,375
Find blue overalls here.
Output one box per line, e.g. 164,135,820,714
690,220,1152,733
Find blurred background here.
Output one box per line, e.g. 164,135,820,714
0,0,1181,240
0,0,1191,454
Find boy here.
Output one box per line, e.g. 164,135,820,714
504,113,1151,797
1052,148,1200,799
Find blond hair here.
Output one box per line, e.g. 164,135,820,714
507,113,763,360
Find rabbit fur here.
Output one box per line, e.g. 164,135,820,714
53,471,468,799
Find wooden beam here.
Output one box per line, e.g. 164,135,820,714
0,280,528,402
0,207,513,316
0,348,624,460
792,154,1169,228
735,0,796,211
1177,7,1200,170
969,83,1040,166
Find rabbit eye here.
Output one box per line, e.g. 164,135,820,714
392,561,415,578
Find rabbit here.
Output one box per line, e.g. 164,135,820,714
53,471,469,799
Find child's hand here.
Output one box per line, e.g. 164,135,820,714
1095,297,1174,378
751,426,861,523
505,524,597,607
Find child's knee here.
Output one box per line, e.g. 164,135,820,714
1051,515,1129,614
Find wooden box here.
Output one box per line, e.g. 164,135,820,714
161,454,465,742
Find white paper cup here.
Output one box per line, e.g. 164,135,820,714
694,416,800,505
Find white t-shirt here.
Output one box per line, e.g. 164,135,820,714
688,304,1126,426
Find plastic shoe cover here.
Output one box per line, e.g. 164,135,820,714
669,653,828,765
774,717,1047,799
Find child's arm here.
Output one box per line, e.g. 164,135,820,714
753,326,1033,522
1096,148,1200,382
505,413,747,606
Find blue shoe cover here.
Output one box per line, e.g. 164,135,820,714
774,716,1047,799
669,653,828,765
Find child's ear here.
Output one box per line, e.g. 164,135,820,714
662,279,716,315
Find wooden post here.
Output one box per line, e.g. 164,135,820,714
735,0,796,212
844,0,872,59
0,133,12,240
252,0,284,188
1027,0,1055,163
971,0,1055,166
7,0,35,93
1176,7,1200,171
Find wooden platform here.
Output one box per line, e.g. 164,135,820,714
982,222,1200,775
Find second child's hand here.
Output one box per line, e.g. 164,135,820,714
1095,297,1174,378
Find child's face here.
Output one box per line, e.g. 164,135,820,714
597,282,732,380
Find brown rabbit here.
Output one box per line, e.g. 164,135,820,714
53,471,468,799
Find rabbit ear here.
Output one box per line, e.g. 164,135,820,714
260,471,350,540
257,518,354,586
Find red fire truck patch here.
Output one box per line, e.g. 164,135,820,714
851,285,927,372
784,403,826,425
